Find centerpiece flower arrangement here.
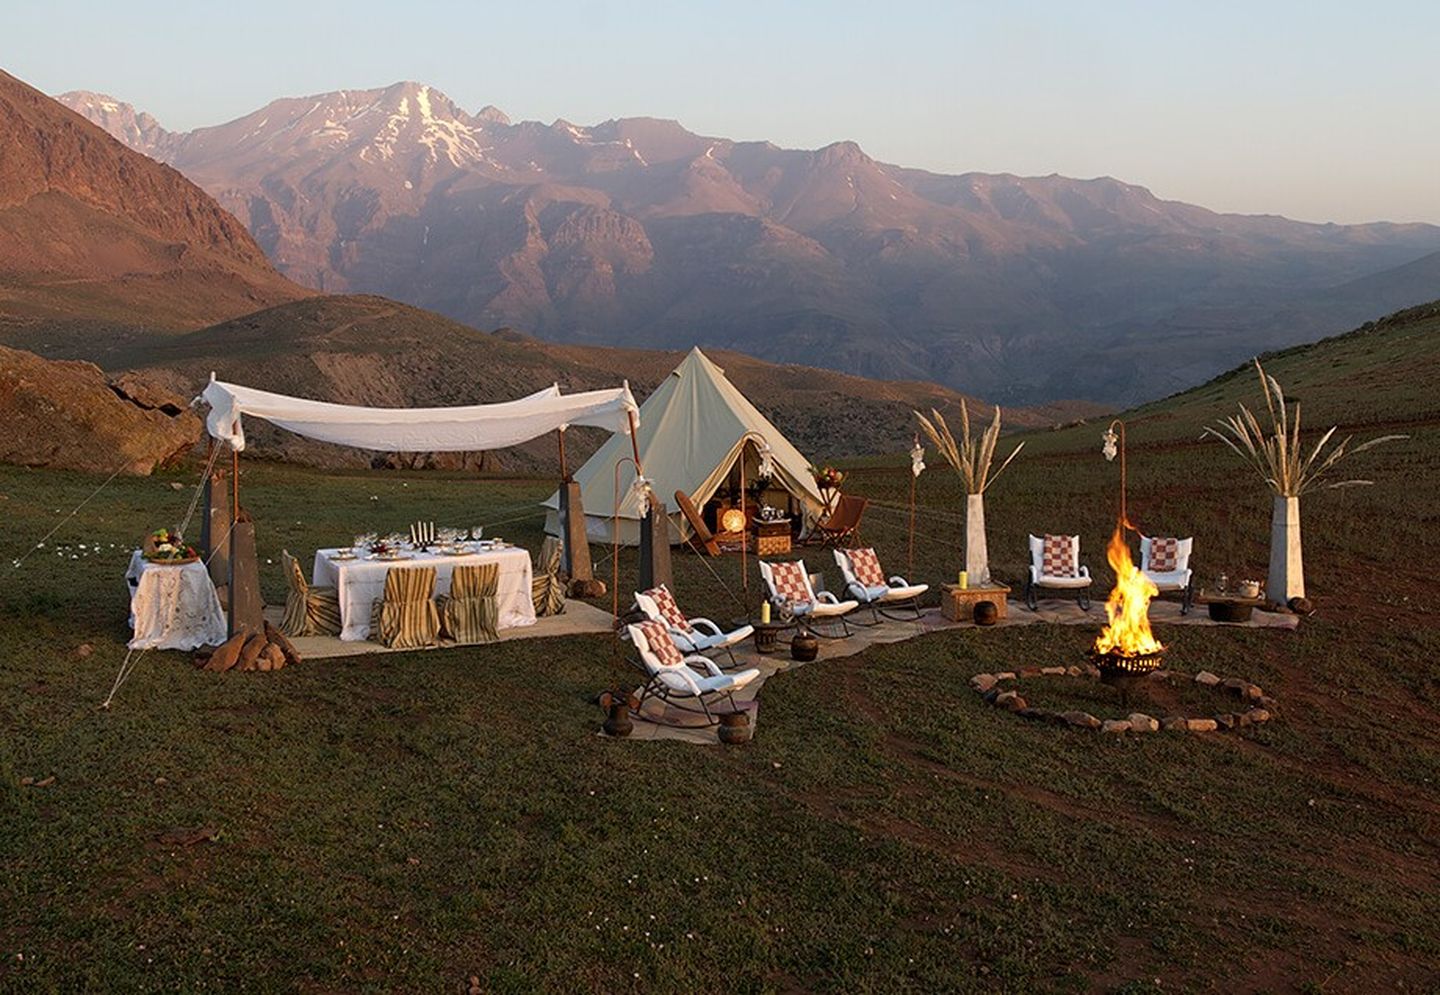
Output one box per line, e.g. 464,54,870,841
143,528,199,564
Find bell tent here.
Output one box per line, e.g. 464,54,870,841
544,348,825,546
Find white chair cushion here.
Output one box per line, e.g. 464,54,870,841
1036,573,1092,589
1143,569,1191,591
803,598,859,617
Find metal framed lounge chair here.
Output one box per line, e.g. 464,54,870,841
369,565,441,649
1140,535,1195,615
758,559,859,638
674,489,721,556
833,547,929,623
1024,534,1093,611
438,562,500,644
807,494,867,548
280,549,342,637
635,584,754,667
627,620,761,726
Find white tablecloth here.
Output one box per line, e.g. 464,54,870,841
313,546,536,641
125,550,228,651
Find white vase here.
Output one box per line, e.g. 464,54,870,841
1268,494,1303,603
965,493,990,585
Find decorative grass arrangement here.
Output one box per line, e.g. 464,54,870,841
1203,360,1406,496
914,402,1024,494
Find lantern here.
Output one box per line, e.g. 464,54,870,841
721,508,746,533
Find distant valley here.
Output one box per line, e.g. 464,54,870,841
57,82,1440,406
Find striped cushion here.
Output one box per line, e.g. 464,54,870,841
441,563,500,644
373,567,439,649
636,619,684,666
643,585,692,631
1149,537,1179,573
848,548,886,587
1042,535,1078,578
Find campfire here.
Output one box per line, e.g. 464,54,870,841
1090,524,1165,678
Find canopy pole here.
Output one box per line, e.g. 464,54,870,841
557,428,568,481
739,443,748,592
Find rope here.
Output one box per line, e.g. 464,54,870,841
101,646,150,709
9,459,130,571
175,443,223,541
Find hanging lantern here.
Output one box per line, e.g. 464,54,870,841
626,475,653,517
910,437,926,478
1101,427,1119,462
757,440,775,480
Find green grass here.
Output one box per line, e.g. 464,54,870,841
2,306,1439,991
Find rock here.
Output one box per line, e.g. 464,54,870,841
1221,678,1248,696
1259,695,1279,710
33,775,55,788
1061,711,1102,730
1194,671,1221,687
0,346,201,475
169,481,185,491
1128,713,1159,733
260,644,286,671
1065,666,1083,677
1101,719,1130,734
236,632,267,672
995,672,1016,682
1016,707,1049,721
982,688,1001,705
1214,713,1239,730
19,776,34,786
206,632,246,672
1040,666,1067,676
568,578,607,599
1186,718,1218,732
1018,667,1042,678
154,777,169,786
1244,684,1265,702
1161,716,1188,732
1082,664,1102,679
995,691,1028,711
1245,708,1271,724
971,673,997,693
264,622,303,667
74,643,94,659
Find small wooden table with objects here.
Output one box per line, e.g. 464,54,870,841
752,518,792,556
940,582,1011,621
749,618,797,654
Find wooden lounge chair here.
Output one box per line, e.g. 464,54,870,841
833,547,928,623
808,494,867,548
674,489,720,556
628,620,760,726
635,584,754,667
438,562,500,644
370,566,441,649
1024,534,1093,611
1140,535,1195,615
280,549,341,637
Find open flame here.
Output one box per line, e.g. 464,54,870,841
1093,524,1164,657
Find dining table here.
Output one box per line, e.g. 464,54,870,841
312,543,536,642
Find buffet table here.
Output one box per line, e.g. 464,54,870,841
125,550,228,651
313,545,536,641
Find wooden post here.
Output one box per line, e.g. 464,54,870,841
226,446,262,637
556,428,593,582
624,409,670,595
908,464,916,579
202,456,231,604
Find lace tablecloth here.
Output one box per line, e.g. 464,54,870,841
125,550,228,651
313,545,536,641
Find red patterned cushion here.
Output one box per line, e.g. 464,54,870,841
1149,537,1179,573
636,620,684,666
848,548,886,587
1042,534,1078,578
768,561,811,607
643,585,692,632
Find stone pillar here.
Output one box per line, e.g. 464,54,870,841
228,518,264,637
966,493,990,585
638,509,673,592
559,480,592,582
202,468,231,606
1268,494,1303,602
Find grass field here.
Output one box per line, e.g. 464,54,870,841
2,305,1438,992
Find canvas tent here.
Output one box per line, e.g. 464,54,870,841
544,348,825,546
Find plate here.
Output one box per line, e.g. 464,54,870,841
330,550,358,561
369,552,411,561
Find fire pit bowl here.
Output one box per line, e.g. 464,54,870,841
1090,649,1166,677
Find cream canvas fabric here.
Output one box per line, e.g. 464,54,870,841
203,379,638,453
543,348,825,545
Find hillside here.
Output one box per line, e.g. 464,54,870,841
0,70,307,330
25,294,1099,470
58,83,1440,405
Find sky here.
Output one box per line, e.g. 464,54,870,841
4,0,1437,224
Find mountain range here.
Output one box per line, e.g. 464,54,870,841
57,81,1440,405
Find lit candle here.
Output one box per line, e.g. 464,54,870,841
410,524,416,545
959,570,968,589
761,601,771,624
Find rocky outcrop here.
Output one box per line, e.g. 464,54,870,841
0,345,200,475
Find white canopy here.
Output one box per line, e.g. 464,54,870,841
202,378,639,453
